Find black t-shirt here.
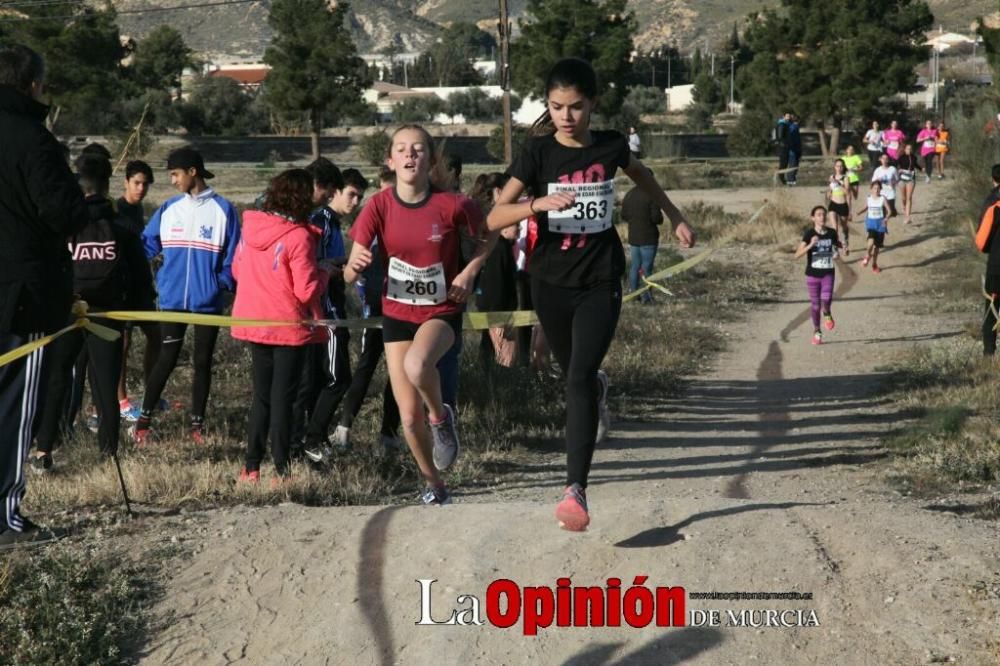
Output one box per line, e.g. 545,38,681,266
621,186,663,246
508,130,629,288
802,227,841,277
116,196,146,237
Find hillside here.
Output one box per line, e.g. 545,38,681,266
114,0,995,61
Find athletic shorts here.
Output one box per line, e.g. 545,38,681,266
382,314,463,344
867,230,885,248
829,201,850,217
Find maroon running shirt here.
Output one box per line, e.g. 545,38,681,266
350,187,482,324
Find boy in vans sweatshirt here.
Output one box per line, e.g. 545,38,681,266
134,147,240,444
32,154,154,468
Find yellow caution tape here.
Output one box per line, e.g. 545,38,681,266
623,246,716,303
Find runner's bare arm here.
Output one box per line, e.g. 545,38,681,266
623,157,695,248
794,238,815,259
343,243,373,283
487,176,576,230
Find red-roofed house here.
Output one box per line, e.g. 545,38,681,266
208,64,271,91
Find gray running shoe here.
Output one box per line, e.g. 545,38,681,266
596,370,611,444
421,485,452,506
431,404,460,471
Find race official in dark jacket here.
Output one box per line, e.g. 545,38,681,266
0,44,87,548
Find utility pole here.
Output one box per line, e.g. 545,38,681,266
667,52,672,89
498,0,513,163
729,54,735,112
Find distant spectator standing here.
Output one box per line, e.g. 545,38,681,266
621,169,664,304
33,155,154,469
786,114,802,186
775,112,792,184
0,44,88,548
134,147,241,445
628,126,641,160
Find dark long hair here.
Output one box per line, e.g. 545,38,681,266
468,172,510,215
530,57,599,136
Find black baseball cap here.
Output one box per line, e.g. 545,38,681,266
166,147,214,179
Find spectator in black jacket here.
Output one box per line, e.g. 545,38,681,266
622,169,665,304
32,155,155,467
978,164,1000,356
0,44,88,548
115,159,161,422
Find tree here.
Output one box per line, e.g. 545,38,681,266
739,0,933,155
264,0,370,159
628,46,691,89
392,96,445,123
410,23,492,87
626,86,666,114
446,88,520,121
510,0,637,117
180,76,267,135
132,26,193,92
3,2,131,133
979,9,1000,78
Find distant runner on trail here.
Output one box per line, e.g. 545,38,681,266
871,153,899,219
840,145,864,213
934,121,950,179
857,181,890,274
896,143,922,225
344,124,495,506
826,159,852,250
916,119,938,183
795,205,841,346
487,57,695,532
883,120,906,164
864,120,884,170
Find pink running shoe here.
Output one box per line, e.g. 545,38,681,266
811,332,823,346
555,483,590,531
861,256,870,267
823,314,835,331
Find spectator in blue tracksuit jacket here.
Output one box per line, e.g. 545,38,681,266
133,147,240,444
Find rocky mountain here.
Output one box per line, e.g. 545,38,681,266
114,0,994,62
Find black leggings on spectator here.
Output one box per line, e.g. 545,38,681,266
141,320,219,422
338,325,400,436
37,325,124,455
531,277,622,489
246,343,306,475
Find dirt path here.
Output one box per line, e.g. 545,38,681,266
138,184,1000,665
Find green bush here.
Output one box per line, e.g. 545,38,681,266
486,124,530,162
0,544,159,664
626,86,667,114
391,96,445,123
727,110,773,157
358,131,392,166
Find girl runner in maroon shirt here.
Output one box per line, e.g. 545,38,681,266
346,125,495,505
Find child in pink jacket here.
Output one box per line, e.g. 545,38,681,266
232,169,338,484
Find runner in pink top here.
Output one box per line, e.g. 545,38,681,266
916,119,938,182
883,120,907,163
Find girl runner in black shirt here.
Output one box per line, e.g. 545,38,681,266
487,58,695,531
